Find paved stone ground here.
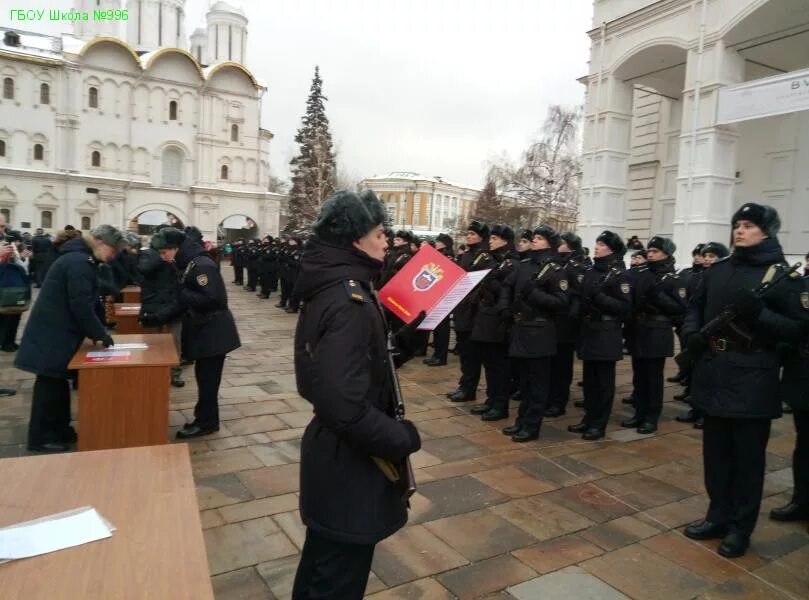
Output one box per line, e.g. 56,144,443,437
1,282,807,599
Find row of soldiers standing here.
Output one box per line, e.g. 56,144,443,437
229,236,303,312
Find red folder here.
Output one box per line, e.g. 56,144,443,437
379,245,491,330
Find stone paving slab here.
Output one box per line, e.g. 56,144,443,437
1,283,807,599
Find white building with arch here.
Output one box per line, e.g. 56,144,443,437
0,0,281,241
578,0,809,262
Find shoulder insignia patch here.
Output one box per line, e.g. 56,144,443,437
620,282,630,294
344,280,368,303
196,274,208,287
678,287,687,299
559,279,569,291
801,291,809,310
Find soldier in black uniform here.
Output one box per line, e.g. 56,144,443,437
175,232,241,439
424,233,454,366
770,270,809,525
257,236,275,299
279,238,303,313
380,230,414,287
568,231,632,441
447,221,496,402
244,239,260,291
546,232,586,417
669,245,705,384
231,238,245,285
682,203,804,558
497,225,568,441
622,236,687,434
516,230,532,258
676,241,729,428
622,249,647,407
468,225,518,420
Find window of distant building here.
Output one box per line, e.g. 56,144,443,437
169,100,178,120
231,124,239,142
41,210,52,229
33,144,44,160
91,151,101,167
40,83,50,105
220,165,229,180
0,209,10,223
81,216,91,230
89,86,98,108
161,147,183,186
0,140,5,157
3,78,13,100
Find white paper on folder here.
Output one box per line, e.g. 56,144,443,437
109,343,148,350
419,270,491,330
0,507,113,562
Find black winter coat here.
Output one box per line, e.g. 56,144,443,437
629,258,688,358
576,255,633,362
380,246,412,287
15,237,108,378
780,275,809,412
176,239,241,360
453,242,496,332
499,248,569,358
294,238,421,545
137,249,181,327
471,246,518,344
684,238,804,419
232,245,246,268
555,252,587,345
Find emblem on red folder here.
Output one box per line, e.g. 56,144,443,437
412,262,444,292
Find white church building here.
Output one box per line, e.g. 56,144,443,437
578,0,809,263
0,1,281,241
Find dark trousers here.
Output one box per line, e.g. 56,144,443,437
456,331,482,395
259,271,276,296
582,360,616,430
633,357,665,425
193,355,226,428
292,528,375,599
280,277,293,306
0,314,21,348
514,357,551,434
477,342,509,414
791,410,809,506
246,267,258,290
432,317,450,361
27,375,71,446
233,265,244,284
548,342,575,411
703,416,771,536
630,355,640,399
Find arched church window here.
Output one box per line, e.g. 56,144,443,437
169,101,178,120
91,151,101,167
40,83,50,105
41,211,52,229
220,165,229,180
3,78,13,100
81,216,91,230
89,87,98,108
231,124,239,142
34,144,44,160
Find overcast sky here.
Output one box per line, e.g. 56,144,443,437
13,0,593,189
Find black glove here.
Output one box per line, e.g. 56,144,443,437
139,312,159,328
685,332,708,354
733,289,764,319
498,307,514,323
401,419,422,453
96,334,115,348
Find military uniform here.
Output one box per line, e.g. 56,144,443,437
231,241,245,285
448,241,495,401
244,242,260,291
469,245,518,419
499,247,569,440
424,244,454,365
625,256,688,431
257,240,277,299
571,251,632,440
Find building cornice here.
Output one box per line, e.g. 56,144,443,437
588,0,687,40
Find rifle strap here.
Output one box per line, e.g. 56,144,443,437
761,264,778,285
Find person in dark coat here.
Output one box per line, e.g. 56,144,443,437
139,227,186,388
423,233,455,366
380,230,413,287
231,239,245,285
257,236,276,299
292,190,422,599
30,228,53,288
568,230,632,441
668,244,706,385
244,239,261,291
498,225,569,442
174,235,241,439
682,203,804,558
770,270,809,526
622,237,688,434
546,232,587,417
17,227,122,452
280,238,303,313
447,221,496,402
469,225,519,421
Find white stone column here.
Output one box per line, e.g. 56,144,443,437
673,41,745,262
577,75,634,248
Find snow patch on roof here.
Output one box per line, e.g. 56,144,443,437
365,171,478,191
0,27,63,61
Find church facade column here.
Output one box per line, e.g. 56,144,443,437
673,40,745,259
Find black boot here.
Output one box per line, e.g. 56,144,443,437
512,429,539,443
636,422,657,435
567,422,588,434
718,533,749,558
470,404,490,415
423,357,447,366
684,520,728,540
574,400,584,408
481,409,509,422
621,416,642,428
582,427,605,441
676,409,699,423
770,502,809,522
502,423,521,436
448,390,476,403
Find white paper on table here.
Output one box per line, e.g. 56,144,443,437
418,270,491,330
109,343,148,350
0,506,113,562
85,350,131,359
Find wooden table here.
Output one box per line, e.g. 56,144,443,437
113,303,163,335
0,445,214,599
121,285,141,303
68,334,179,451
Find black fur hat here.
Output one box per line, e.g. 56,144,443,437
436,233,454,249
701,241,729,258
312,190,387,247
631,249,647,259
533,224,560,249
151,227,186,250
467,220,490,238
490,224,514,243
559,232,583,254
184,226,204,242
596,230,626,256
692,243,705,256
647,236,676,257
731,203,781,237
394,230,415,244
518,229,533,242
